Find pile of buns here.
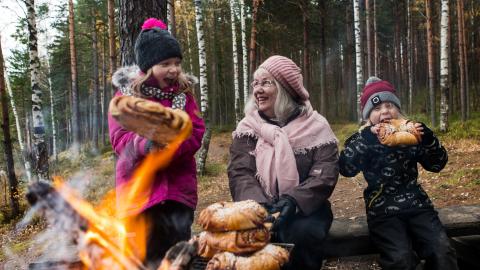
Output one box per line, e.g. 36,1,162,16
196,200,289,270
376,119,421,146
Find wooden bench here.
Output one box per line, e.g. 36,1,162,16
324,204,480,267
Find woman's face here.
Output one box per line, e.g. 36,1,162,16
152,57,182,89
252,70,277,118
368,101,401,125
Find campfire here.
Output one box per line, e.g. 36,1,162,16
26,99,194,270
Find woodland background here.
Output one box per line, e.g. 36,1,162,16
0,0,479,240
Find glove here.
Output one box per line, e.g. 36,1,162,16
270,195,297,231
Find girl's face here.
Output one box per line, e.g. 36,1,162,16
252,70,278,118
369,102,401,125
152,57,182,89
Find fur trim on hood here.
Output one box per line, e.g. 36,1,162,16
111,65,198,95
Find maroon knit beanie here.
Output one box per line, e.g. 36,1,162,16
259,55,309,101
360,77,401,119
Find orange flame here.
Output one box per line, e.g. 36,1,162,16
52,115,193,270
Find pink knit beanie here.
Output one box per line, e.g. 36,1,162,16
259,55,309,101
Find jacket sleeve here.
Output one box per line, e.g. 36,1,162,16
108,91,149,157
228,136,270,204
286,143,339,215
417,124,448,172
173,93,206,159
339,132,367,177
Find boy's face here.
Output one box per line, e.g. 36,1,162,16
152,57,182,89
369,102,401,125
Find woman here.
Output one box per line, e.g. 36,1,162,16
228,55,339,270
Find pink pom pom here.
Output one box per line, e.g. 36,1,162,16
141,18,167,30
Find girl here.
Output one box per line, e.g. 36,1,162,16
108,18,205,268
339,77,458,270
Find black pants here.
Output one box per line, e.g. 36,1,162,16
142,200,194,269
272,202,333,270
368,208,458,270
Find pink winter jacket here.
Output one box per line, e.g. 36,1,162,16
108,86,205,212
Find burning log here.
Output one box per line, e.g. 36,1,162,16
26,180,147,270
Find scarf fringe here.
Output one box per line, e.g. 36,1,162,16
293,138,338,155
255,172,275,199
232,131,258,139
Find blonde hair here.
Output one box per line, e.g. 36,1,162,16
131,67,191,97
245,68,306,125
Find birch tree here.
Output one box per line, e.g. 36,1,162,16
0,37,20,216
4,68,32,181
353,0,364,122
439,0,449,132
26,0,49,180
230,0,241,123
239,0,249,106
425,0,436,126
194,0,211,175
69,0,80,149
45,57,57,160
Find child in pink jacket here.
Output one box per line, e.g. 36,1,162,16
108,18,205,268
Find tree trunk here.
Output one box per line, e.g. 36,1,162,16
167,0,176,37
365,0,374,77
45,58,57,160
407,0,414,114
318,0,327,116
249,0,261,83
68,0,81,149
4,66,32,181
194,0,211,175
353,0,364,122
26,0,49,180
119,0,167,66
439,0,449,132
91,11,99,152
239,0,249,106
373,0,378,76
457,0,467,122
107,0,117,97
426,0,436,126
0,36,20,216
230,0,241,124
301,0,310,92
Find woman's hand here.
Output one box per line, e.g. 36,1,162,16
270,196,297,231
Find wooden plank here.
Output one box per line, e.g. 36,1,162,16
324,204,480,258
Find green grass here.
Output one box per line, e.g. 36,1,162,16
438,167,480,189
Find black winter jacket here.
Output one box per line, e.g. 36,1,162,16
339,123,447,217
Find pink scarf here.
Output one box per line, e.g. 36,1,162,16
233,103,337,198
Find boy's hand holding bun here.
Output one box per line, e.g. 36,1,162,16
372,119,422,147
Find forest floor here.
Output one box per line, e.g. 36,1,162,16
1,123,480,269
